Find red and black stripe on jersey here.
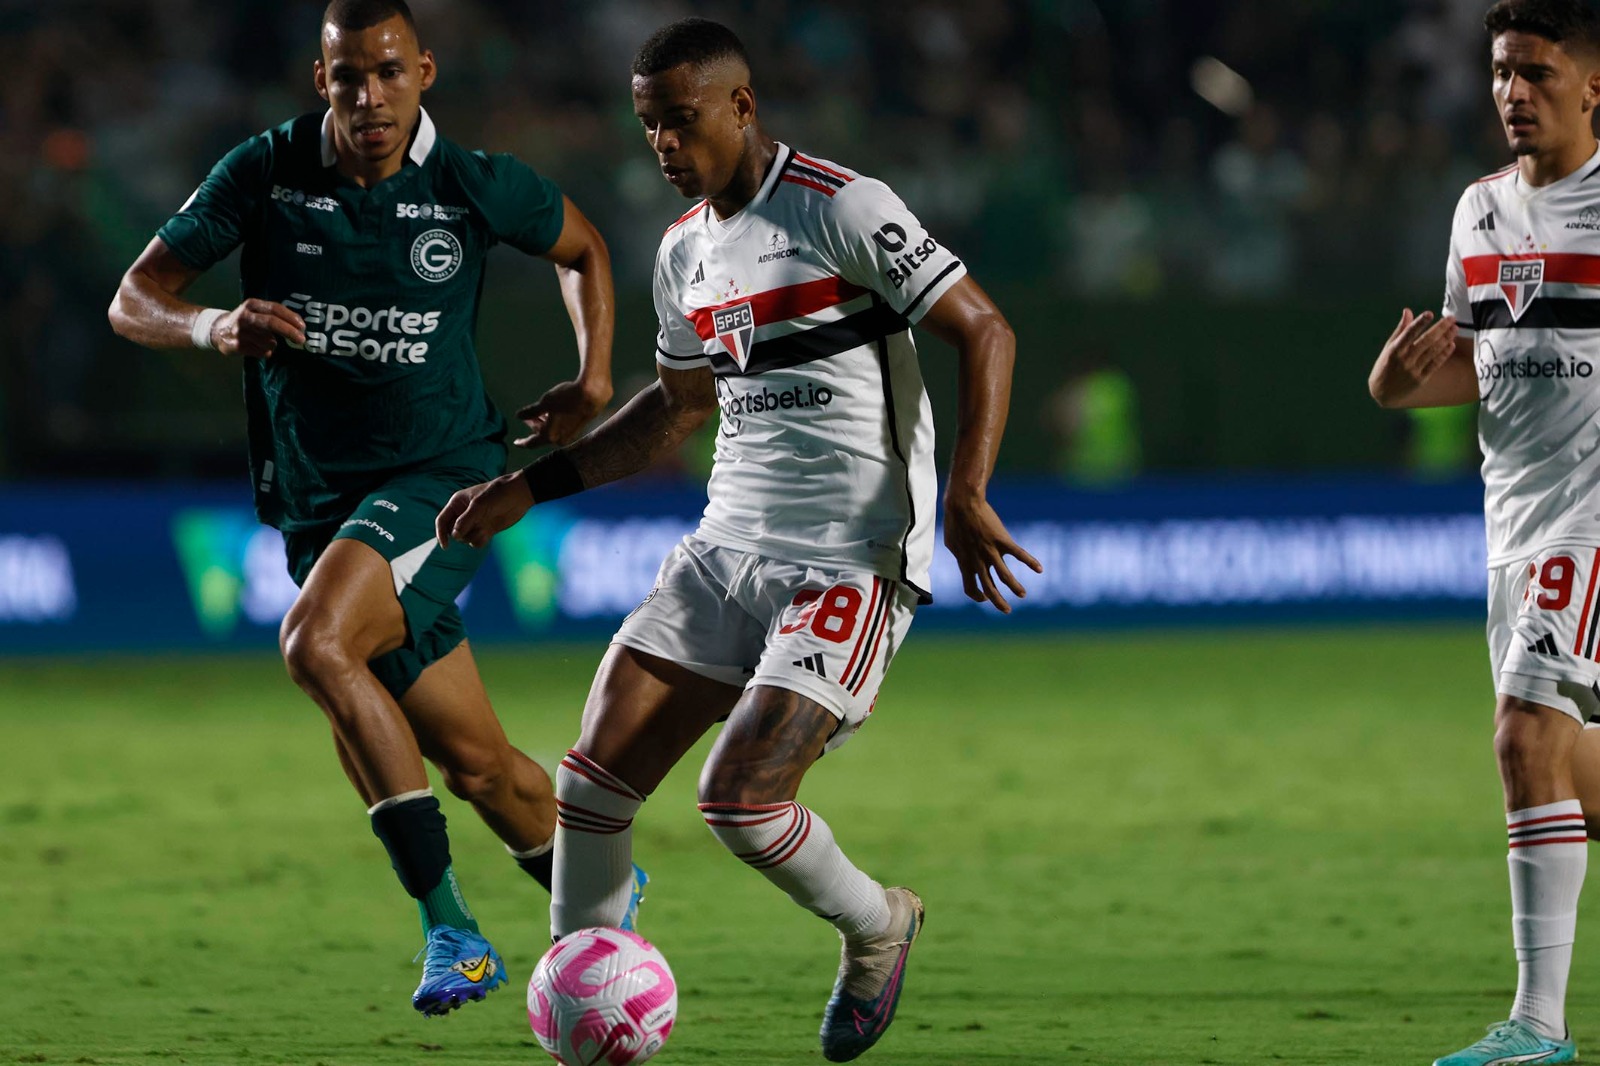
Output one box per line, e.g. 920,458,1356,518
1466,252,1600,329
774,149,854,199
681,275,909,377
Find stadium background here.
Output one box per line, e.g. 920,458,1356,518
0,2,1561,1065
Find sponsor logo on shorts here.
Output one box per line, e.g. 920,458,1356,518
1525,632,1561,657
411,228,463,283
296,242,323,255
339,517,394,542
791,653,828,679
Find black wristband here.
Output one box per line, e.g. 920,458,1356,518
523,449,585,503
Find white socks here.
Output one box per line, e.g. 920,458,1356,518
550,750,644,939
1507,800,1587,1039
700,801,890,941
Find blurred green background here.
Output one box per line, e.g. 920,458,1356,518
0,0,1504,485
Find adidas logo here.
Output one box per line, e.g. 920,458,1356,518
1525,632,1560,657
791,653,827,679
1473,212,1496,232
691,261,705,285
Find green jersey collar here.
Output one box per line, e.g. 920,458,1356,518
318,107,438,169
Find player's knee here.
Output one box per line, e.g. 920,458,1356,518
438,751,509,807
1494,702,1565,781
696,757,782,806
279,615,353,696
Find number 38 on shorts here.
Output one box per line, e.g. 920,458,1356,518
768,577,911,724
1491,546,1600,719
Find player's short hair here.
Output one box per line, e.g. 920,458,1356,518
1486,0,1600,57
322,0,417,38
631,18,750,79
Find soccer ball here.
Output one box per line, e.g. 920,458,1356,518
527,927,678,1066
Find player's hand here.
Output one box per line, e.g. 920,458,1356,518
514,378,613,447
943,494,1042,614
1374,308,1458,399
212,299,305,359
436,471,534,550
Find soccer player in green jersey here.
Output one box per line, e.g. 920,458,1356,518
107,0,617,1016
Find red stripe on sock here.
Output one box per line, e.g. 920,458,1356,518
1508,812,1587,829
562,750,645,802
762,807,813,868
736,806,805,866
1509,836,1590,848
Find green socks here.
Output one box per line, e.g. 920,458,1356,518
369,790,479,933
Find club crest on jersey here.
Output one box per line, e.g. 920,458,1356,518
1499,259,1544,321
712,302,756,369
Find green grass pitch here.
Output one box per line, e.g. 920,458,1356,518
0,625,1580,1064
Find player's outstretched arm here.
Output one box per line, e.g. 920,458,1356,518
436,364,716,549
1368,308,1474,409
920,276,1042,614
514,196,617,447
108,237,305,358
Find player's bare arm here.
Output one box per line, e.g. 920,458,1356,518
109,236,306,358
1367,308,1473,409
437,363,715,548
919,275,1042,613
514,196,617,447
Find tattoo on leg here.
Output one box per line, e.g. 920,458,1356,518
706,688,836,803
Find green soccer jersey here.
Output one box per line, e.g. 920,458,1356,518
158,109,565,530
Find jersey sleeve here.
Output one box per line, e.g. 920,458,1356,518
476,153,566,256
156,134,271,270
1443,192,1476,339
820,177,967,324
653,241,708,370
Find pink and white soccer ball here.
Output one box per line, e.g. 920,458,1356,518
527,927,678,1066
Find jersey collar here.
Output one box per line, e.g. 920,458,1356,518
318,107,438,168
1515,140,1600,199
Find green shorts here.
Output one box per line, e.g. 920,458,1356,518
284,466,494,700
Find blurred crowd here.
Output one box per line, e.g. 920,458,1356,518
0,0,1516,477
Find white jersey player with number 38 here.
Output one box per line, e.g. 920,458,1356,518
436,17,1040,1063
1368,4,1600,1065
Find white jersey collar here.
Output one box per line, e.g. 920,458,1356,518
1515,140,1600,199
706,142,790,243
319,107,437,168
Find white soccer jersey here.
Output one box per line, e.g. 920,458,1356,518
1444,144,1600,565
652,144,967,599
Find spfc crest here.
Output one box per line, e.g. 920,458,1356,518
712,302,756,369
1499,259,1544,321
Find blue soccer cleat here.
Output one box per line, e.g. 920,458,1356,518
1434,1019,1577,1065
619,863,649,933
819,886,924,1062
411,925,506,1017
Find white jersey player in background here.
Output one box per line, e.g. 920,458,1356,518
1369,3,1600,1064
437,17,1039,1063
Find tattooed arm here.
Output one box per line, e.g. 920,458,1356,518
436,364,717,548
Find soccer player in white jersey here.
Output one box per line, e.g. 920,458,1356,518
437,17,1039,1062
1369,2,1600,1063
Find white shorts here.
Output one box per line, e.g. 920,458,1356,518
1488,545,1600,723
611,535,917,751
